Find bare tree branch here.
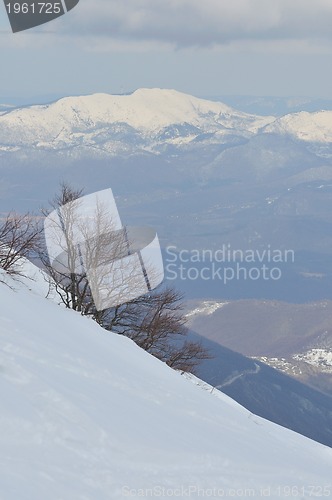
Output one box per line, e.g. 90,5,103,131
0,212,42,283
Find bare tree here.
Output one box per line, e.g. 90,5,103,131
165,340,211,373
97,287,211,374
52,182,84,207
42,183,211,374
0,212,41,283
41,183,146,313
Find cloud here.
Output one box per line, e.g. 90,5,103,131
64,0,332,49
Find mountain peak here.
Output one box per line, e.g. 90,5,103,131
0,88,273,152
51,87,239,131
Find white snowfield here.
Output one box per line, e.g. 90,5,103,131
1,267,332,500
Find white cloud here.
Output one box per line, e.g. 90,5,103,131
64,0,332,49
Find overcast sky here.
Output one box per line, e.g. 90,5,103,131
1,0,332,102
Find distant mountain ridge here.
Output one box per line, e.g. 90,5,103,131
263,110,332,143
208,95,332,116
0,88,274,156
2,87,332,311
2,89,332,158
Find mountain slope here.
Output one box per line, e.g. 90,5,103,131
1,268,332,499
188,331,332,447
186,299,332,397
186,299,332,358
0,88,273,154
263,110,332,143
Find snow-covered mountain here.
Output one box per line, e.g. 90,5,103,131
2,89,332,160
0,88,274,155
1,265,332,499
2,89,332,309
263,110,332,143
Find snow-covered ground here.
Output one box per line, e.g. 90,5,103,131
185,300,229,319
255,350,332,376
1,266,332,499
293,349,332,373
263,110,332,143
253,356,303,376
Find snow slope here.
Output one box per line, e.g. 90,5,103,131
0,89,273,152
1,268,332,499
263,110,332,143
